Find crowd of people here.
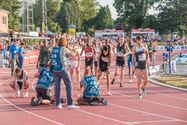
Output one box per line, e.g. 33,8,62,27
0,34,161,109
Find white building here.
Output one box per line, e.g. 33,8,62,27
131,28,155,39
95,29,125,39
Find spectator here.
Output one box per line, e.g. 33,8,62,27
18,42,25,69
9,39,19,76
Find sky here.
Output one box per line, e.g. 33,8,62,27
98,0,159,19
97,0,118,19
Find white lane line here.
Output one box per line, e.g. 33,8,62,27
111,90,187,111
128,119,179,125
76,109,132,125
0,94,64,125
75,86,187,123
73,91,177,124
109,103,187,122
0,78,65,125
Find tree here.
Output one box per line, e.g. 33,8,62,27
58,0,82,32
34,0,62,33
79,0,99,32
157,0,187,35
0,0,22,31
113,0,159,31
95,5,113,29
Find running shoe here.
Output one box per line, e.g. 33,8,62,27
24,92,29,97
57,104,63,109
129,79,133,83
100,98,108,106
142,88,147,96
67,105,80,109
15,91,20,97
138,94,143,99
107,91,112,96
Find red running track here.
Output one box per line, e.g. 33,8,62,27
0,50,187,125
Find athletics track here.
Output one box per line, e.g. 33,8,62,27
0,50,187,125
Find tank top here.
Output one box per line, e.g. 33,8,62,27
135,44,146,62
117,43,126,57
85,46,93,58
100,49,110,63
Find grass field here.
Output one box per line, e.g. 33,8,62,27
154,75,187,89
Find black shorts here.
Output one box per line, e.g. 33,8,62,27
94,60,98,67
116,57,125,67
85,58,93,67
17,81,23,90
35,87,52,101
135,61,147,70
99,62,108,72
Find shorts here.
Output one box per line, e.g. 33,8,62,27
35,87,52,101
69,61,78,68
135,61,147,70
116,57,125,67
85,58,93,67
17,81,23,90
94,60,98,67
99,62,108,72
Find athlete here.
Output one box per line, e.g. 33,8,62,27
68,42,81,87
9,67,29,97
127,39,135,83
132,35,150,99
97,40,112,95
111,35,130,87
80,37,96,74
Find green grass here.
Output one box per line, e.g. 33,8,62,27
154,75,187,89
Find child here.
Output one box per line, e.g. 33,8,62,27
77,68,107,106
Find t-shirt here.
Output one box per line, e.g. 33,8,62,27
18,47,24,60
9,45,18,60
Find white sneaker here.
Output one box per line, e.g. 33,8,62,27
138,94,143,99
24,92,29,97
107,91,112,96
57,104,63,109
133,75,136,79
129,79,133,83
67,105,80,109
15,91,20,97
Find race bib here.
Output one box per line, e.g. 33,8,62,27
85,52,93,58
138,54,146,61
101,57,109,62
117,52,123,57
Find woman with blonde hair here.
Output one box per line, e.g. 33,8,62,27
50,37,79,109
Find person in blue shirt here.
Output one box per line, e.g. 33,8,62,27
77,68,107,106
50,37,79,109
9,40,18,76
31,66,66,106
18,42,25,69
